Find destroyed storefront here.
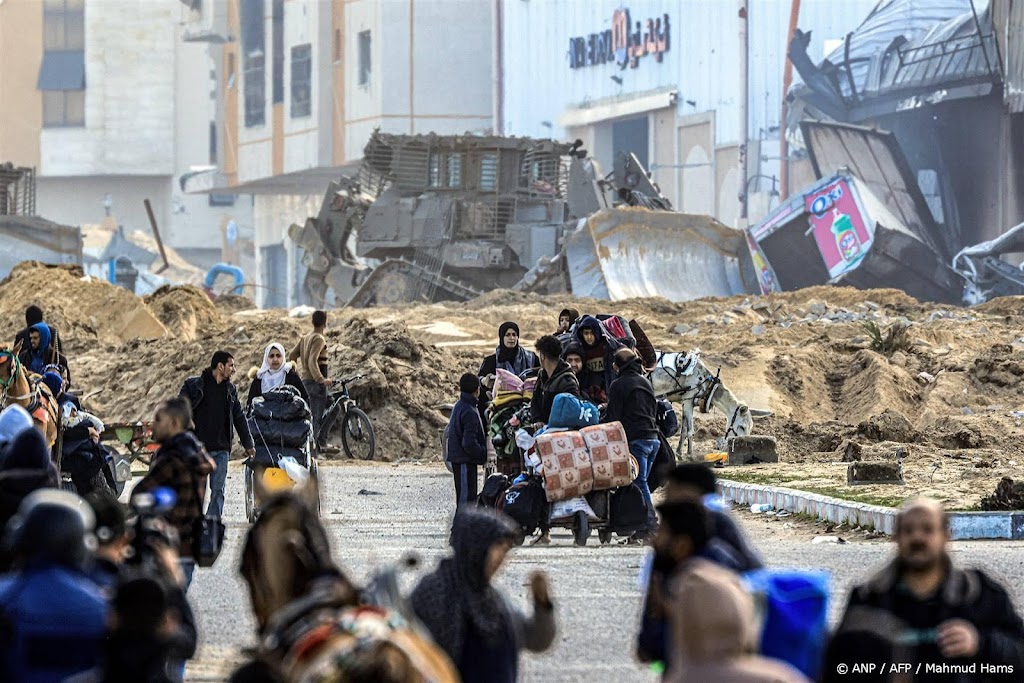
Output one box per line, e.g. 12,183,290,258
772,0,1024,303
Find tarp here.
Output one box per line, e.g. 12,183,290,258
564,208,759,301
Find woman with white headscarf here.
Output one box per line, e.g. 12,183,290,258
246,342,310,409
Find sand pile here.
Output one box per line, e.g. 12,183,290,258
0,261,166,351
144,285,223,342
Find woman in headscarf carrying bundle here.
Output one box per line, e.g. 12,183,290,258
411,508,556,683
477,322,538,394
246,342,310,409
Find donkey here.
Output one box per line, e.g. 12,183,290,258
236,482,459,683
649,349,756,457
0,343,59,447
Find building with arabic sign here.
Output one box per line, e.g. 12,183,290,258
497,0,875,227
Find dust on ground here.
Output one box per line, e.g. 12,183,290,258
4,261,1024,507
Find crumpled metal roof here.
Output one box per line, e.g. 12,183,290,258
791,0,1000,120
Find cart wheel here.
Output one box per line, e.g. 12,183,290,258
573,511,589,547
598,529,613,545
245,467,257,524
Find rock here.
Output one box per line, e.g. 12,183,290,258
673,323,692,335
809,301,827,316
838,440,863,462
752,301,769,311
751,324,767,337
864,301,880,311
847,461,905,486
728,436,779,465
857,410,917,443
961,406,974,415
890,351,908,368
917,371,936,385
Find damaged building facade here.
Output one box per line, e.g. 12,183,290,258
750,0,1024,304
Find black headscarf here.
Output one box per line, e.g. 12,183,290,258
496,322,521,364
410,508,518,663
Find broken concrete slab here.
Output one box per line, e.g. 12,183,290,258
728,435,779,465
847,461,904,486
839,440,863,462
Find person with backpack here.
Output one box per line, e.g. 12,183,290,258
446,374,487,511
651,500,807,683
411,508,556,683
823,498,1024,682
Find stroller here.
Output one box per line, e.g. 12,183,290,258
244,385,320,523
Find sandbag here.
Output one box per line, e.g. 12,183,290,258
581,421,633,490
251,386,311,422
548,393,600,430
249,416,313,449
498,478,547,535
535,430,593,502
742,569,831,681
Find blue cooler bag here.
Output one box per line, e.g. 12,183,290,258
742,569,830,681
548,393,600,429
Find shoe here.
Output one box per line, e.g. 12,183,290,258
530,534,551,546
320,444,342,455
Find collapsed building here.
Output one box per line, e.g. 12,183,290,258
752,0,1024,304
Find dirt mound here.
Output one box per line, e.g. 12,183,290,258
145,285,222,341
970,344,1024,388
980,477,1024,511
857,409,917,443
0,261,166,350
973,296,1024,317
215,294,257,312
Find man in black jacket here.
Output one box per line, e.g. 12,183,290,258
605,348,660,537
179,351,254,519
446,374,486,510
824,498,1024,683
530,335,580,425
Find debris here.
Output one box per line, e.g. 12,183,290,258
728,436,779,465
980,477,1024,511
811,536,847,545
751,324,767,337
838,440,863,463
357,489,383,496
917,372,936,385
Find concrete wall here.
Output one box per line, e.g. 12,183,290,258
0,0,43,168
252,193,320,307
41,0,176,177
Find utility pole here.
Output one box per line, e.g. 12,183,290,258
738,0,750,225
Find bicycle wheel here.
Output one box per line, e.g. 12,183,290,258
341,407,376,461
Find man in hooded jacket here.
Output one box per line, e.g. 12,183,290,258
18,322,71,387
410,508,555,683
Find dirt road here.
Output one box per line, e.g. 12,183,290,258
184,462,1024,682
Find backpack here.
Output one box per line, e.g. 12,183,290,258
609,482,648,534
648,433,677,492
742,569,831,681
478,473,510,508
548,393,600,429
656,398,679,438
497,478,547,535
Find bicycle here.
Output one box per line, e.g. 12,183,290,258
319,374,377,460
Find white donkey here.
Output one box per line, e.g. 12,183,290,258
649,349,755,456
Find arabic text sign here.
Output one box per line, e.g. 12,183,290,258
804,178,873,279
569,8,670,70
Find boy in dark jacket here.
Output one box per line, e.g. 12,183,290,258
530,335,580,425
824,498,1024,683
446,374,487,509
574,315,622,402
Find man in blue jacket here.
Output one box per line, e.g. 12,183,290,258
446,373,487,510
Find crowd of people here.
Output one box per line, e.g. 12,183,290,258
0,302,1023,682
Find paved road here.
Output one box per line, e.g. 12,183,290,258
184,463,1024,682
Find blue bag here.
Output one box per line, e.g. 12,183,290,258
548,393,600,429
741,569,830,681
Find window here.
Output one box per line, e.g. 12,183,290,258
42,90,84,127
429,152,442,188
290,44,312,118
240,0,266,127
334,29,342,63
271,0,283,104
446,153,463,188
358,30,371,85
479,153,498,191
39,0,85,127
209,193,237,207
44,0,84,51
428,152,464,188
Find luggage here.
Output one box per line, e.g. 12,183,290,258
249,417,312,449
548,393,600,429
742,569,831,681
585,489,610,520
478,473,510,508
549,496,598,521
656,398,680,438
648,433,678,492
581,421,633,491
492,368,524,395
609,482,648,534
498,478,547,535
251,386,311,422
535,430,594,502
253,445,309,468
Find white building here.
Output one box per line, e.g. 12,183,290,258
0,0,252,272
498,0,877,226
181,0,493,307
